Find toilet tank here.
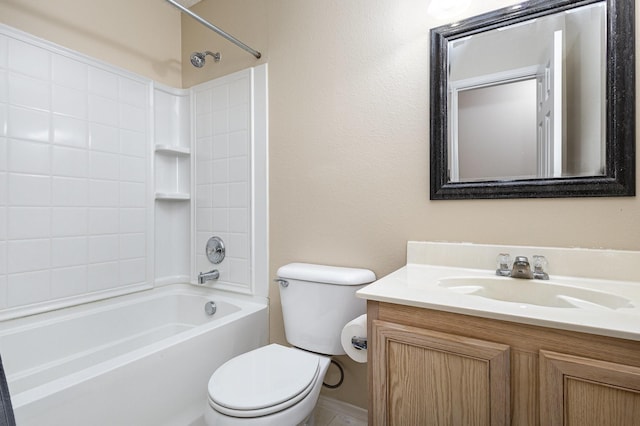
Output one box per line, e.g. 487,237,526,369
276,263,376,355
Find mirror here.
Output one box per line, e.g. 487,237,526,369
430,0,635,199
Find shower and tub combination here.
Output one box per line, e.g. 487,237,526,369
0,7,268,424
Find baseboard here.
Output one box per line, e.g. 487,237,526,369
316,396,368,422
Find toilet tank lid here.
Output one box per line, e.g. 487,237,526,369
277,263,376,285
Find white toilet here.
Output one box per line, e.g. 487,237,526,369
204,263,376,426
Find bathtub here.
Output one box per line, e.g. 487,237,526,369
0,284,268,426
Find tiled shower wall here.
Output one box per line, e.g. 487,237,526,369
194,70,253,294
0,27,151,314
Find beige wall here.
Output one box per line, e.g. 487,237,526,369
182,0,640,409
0,0,182,86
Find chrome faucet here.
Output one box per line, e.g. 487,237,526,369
496,254,549,280
510,256,533,279
198,269,220,284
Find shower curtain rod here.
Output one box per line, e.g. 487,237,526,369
165,0,262,59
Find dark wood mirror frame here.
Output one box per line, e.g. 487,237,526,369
430,0,635,200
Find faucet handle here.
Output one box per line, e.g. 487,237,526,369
532,255,549,280
496,253,512,276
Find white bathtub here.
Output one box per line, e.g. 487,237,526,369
0,284,268,426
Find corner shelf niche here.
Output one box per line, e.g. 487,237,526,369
154,85,191,285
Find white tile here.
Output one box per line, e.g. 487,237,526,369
8,39,50,80
8,106,50,142
9,174,50,206
7,239,50,274
8,139,50,175
0,171,6,203
88,95,118,126
119,129,146,157
0,138,8,172
229,182,248,208
52,85,87,119
196,159,213,184
51,237,88,268
0,276,6,310
227,233,249,260
119,233,145,259
89,180,118,207
195,90,211,114
212,134,229,159
0,207,6,240
89,123,119,153
229,105,248,132
9,73,50,111
119,182,145,207
8,207,50,239
120,208,145,233
0,242,5,274
229,78,249,106
228,157,248,183
52,114,88,147
228,258,249,285
120,258,145,285
88,67,118,98
196,114,212,138
90,151,119,180
196,207,212,231
212,159,229,183
120,155,146,182
0,70,6,103
52,55,87,90
51,265,87,298
0,35,7,68
52,177,88,206
88,235,119,263
0,104,6,137
52,207,87,237
87,261,118,292
52,146,89,177
7,270,51,307
119,104,146,132
196,137,213,161
89,208,119,234
211,85,229,111
212,109,229,135
212,208,229,232
229,208,248,233
211,184,228,208
119,78,147,108
228,131,249,157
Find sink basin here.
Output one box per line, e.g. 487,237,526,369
438,277,634,310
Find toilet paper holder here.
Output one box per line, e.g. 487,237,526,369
351,336,367,351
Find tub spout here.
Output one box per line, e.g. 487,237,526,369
198,269,220,284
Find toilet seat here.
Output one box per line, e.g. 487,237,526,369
208,344,321,418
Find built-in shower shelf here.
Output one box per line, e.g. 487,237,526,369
155,145,190,156
155,192,190,200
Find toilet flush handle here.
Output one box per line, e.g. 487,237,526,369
274,278,288,288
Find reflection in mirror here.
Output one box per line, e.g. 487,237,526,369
430,0,635,199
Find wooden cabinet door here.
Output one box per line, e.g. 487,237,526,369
372,320,510,426
540,350,640,425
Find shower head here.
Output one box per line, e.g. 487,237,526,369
190,51,221,68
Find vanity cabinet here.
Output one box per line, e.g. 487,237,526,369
368,301,640,426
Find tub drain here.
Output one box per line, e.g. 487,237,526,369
205,301,217,315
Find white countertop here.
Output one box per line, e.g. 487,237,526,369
357,263,640,342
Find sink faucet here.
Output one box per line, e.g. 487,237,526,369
198,269,220,284
496,254,549,280
511,256,533,279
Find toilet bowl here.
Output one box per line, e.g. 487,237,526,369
205,344,331,425
204,263,375,425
